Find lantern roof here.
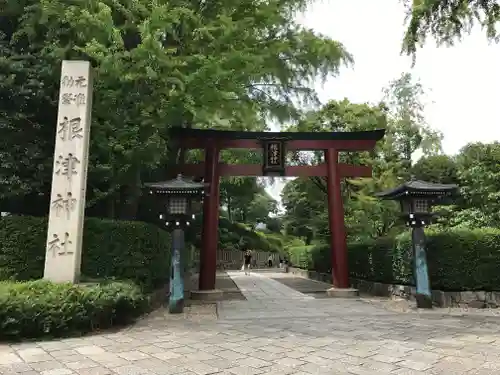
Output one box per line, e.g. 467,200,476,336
375,179,458,200
144,174,205,194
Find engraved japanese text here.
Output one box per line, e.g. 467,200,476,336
58,116,83,141
51,192,77,219
47,232,74,257
61,93,86,106
61,75,87,88
55,153,80,182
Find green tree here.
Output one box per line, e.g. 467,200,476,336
411,154,459,184
455,142,500,226
281,178,320,244
1,0,352,219
282,99,399,242
402,0,500,60
247,192,278,224
429,142,500,230
220,178,261,222
281,75,444,243
382,72,443,174
265,216,283,233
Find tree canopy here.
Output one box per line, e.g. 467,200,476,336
1,0,350,219
2,0,498,253
402,0,500,59
281,71,500,245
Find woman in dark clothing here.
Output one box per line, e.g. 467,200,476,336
243,250,252,275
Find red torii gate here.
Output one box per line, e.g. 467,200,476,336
171,128,385,292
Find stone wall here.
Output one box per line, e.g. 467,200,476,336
288,267,500,308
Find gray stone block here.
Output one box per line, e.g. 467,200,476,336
326,287,359,298
190,289,223,301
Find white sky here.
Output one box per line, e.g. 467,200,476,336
267,0,500,204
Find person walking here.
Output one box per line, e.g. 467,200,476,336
267,255,273,268
283,256,289,272
243,250,252,275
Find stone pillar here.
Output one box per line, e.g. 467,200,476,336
44,61,93,283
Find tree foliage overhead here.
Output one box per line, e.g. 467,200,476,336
402,0,500,59
1,0,351,219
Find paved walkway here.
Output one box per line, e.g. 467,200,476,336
2,272,500,375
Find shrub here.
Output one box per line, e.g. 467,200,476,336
349,235,409,285
188,216,280,252
220,219,278,252
0,280,147,340
262,233,284,253
0,216,171,291
425,228,500,291
288,228,500,291
283,237,306,257
287,245,317,269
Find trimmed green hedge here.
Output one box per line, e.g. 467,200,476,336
0,215,171,291
0,280,147,340
288,228,500,291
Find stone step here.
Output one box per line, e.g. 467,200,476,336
251,268,287,273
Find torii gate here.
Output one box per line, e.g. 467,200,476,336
170,128,385,292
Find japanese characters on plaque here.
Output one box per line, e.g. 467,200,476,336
263,140,285,176
45,61,93,282
267,142,281,166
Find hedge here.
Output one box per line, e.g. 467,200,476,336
186,216,282,253
262,233,284,253
287,228,500,291
218,219,281,252
0,280,147,340
0,215,171,291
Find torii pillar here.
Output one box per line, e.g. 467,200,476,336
197,141,221,297
325,148,350,290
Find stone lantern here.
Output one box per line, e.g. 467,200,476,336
144,174,205,313
376,179,458,308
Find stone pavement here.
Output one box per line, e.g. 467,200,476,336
2,272,500,375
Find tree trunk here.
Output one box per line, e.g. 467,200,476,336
227,197,232,221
